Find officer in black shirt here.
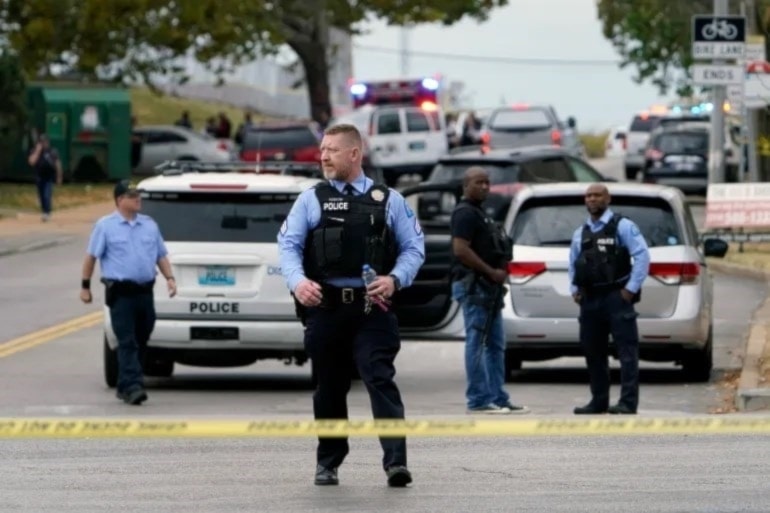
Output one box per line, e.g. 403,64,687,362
450,166,529,414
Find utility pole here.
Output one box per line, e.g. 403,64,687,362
399,27,410,76
709,0,729,185
745,0,761,182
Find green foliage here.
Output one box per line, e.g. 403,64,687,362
580,131,609,159
0,51,27,173
0,0,508,121
597,0,714,96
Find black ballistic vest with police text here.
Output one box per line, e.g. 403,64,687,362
303,182,397,280
573,214,632,290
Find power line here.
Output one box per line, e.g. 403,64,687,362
353,44,621,67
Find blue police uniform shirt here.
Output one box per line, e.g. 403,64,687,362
568,208,650,295
277,172,426,292
87,211,168,284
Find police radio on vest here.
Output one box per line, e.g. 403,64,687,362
323,201,349,211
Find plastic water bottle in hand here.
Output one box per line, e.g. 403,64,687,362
362,264,389,312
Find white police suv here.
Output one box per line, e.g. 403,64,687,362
102,161,323,386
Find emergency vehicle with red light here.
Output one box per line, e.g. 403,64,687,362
332,77,449,186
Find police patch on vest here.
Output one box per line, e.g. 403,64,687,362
371,189,385,202
323,201,349,211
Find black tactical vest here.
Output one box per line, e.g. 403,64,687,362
573,214,632,290
303,182,397,280
451,200,513,278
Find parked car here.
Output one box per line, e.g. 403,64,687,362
102,160,465,385
131,125,233,175
641,125,710,195
239,121,322,164
501,182,728,382
418,145,615,222
480,104,584,158
624,112,665,180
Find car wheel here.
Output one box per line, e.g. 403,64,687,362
104,336,118,389
143,356,174,378
504,349,522,382
681,327,713,383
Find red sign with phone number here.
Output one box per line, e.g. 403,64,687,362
705,183,770,228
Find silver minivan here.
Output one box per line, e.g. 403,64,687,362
501,182,729,382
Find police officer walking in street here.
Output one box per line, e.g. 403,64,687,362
277,124,425,488
450,166,529,414
79,180,177,405
569,183,650,415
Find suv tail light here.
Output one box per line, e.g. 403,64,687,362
648,262,699,285
551,130,562,146
507,262,547,285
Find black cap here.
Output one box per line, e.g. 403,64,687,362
114,179,140,199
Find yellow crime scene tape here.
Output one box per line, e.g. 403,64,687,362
1,416,770,439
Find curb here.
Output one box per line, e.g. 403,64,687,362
0,236,75,258
708,259,770,411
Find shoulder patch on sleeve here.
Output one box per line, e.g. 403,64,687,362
280,219,288,235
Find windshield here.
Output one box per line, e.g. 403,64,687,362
511,196,682,248
490,108,552,130
141,192,297,243
428,162,521,184
653,132,709,154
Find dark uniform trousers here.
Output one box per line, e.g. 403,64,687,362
578,288,640,410
107,281,156,393
303,288,406,471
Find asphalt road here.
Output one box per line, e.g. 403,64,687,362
0,156,767,512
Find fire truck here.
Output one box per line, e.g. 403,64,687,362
334,77,448,186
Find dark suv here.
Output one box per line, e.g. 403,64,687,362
417,145,612,222
239,122,321,163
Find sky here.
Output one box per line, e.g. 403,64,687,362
351,0,677,132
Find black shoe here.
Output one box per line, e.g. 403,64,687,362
573,403,608,415
386,465,412,487
117,388,148,405
314,465,338,486
608,403,637,415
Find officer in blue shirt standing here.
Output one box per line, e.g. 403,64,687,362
278,124,425,488
568,183,650,415
79,180,177,405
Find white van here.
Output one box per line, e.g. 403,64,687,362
332,104,449,187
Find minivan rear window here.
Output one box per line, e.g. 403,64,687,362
511,196,682,248
141,192,297,243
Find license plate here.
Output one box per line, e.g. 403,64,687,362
198,266,236,286
674,162,696,171
190,327,239,340
409,141,426,150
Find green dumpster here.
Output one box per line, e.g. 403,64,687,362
6,83,132,182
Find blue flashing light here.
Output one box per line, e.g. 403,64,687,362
672,106,682,113
691,106,701,114
421,77,439,90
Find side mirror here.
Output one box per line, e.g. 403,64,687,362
703,238,728,258
567,116,577,129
